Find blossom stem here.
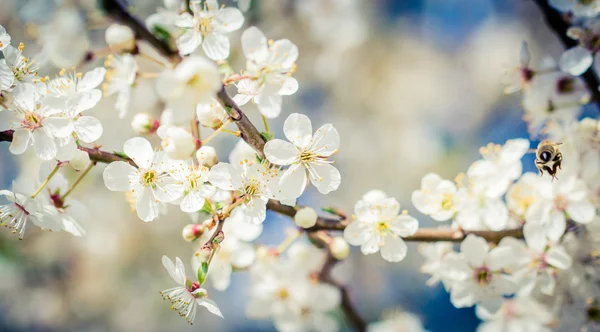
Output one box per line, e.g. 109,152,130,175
202,119,233,145
31,164,60,199
261,115,269,132
190,116,201,167
137,51,168,67
275,229,302,254
62,162,96,200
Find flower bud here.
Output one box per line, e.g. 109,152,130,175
212,230,225,244
330,237,350,260
196,101,227,128
182,223,205,242
105,24,136,53
157,125,198,160
131,113,159,135
294,207,318,228
70,149,90,171
195,245,212,262
196,145,218,167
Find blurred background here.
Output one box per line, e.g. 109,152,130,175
0,0,590,331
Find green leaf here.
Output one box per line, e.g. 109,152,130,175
197,262,209,285
321,207,337,215
260,131,274,142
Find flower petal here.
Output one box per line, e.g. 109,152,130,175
283,113,312,149
9,129,30,155
124,137,154,169
311,123,339,157
78,67,106,90
74,116,103,143
33,128,57,160
278,163,307,199
460,234,488,267
307,163,341,194
103,161,136,191
380,236,408,262
214,7,244,33
559,46,593,76
241,26,268,63
264,139,297,165
136,188,159,222
202,32,230,61
545,246,572,269
177,30,202,56
197,298,223,318
208,162,242,190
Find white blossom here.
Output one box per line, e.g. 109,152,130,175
233,26,298,118
264,113,340,198
476,298,554,332
411,172,465,221
208,161,276,224
103,137,183,221
441,234,516,313
156,56,221,122
0,24,10,51
368,311,426,332
344,192,418,262
175,0,244,60
160,256,223,324
168,161,215,213
498,235,572,296
419,241,454,287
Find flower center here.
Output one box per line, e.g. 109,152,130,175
141,170,157,187
555,195,568,211
243,178,261,197
557,77,575,94
299,150,317,164
474,267,492,285
197,17,214,34
376,221,389,235
22,112,41,130
276,288,289,300
441,193,453,210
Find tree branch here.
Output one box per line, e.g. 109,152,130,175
533,0,600,103
0,130,134,166
267,199,523,243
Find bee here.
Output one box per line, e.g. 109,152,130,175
534,141,562,180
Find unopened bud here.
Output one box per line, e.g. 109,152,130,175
212,230,225,244
105,24,136,53
294,207,318,228
196,145,218,167
131,113,159,135
195,245,212,262
70,149,91,171
182,223,205,242
330,237,350,260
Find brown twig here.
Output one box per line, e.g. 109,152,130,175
533,0,600,103
100,0,180,63
311,234,367,332
0,130,134,166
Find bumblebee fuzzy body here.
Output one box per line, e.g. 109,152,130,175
535,141,562,180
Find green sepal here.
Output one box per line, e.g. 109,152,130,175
260,131,274,142
220,63,234,76
199,200,213,214
113,151,129,159
151,24,172,44
214,201,226,211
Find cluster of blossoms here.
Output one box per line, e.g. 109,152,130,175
409,1,600,328
2,0,600,331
